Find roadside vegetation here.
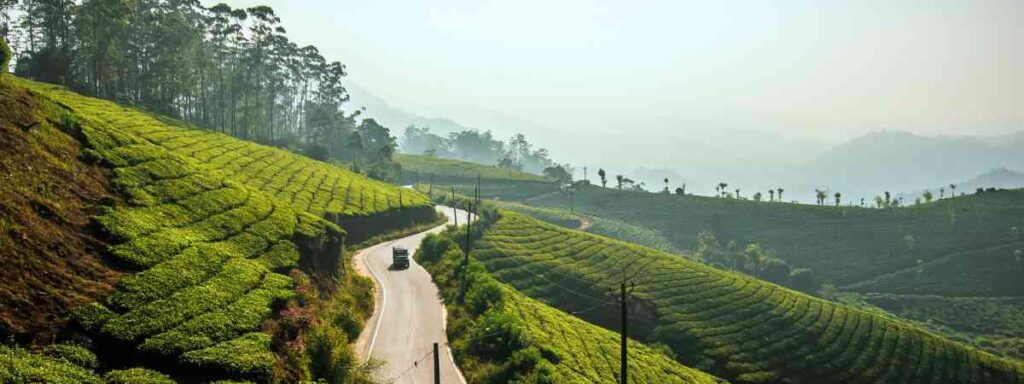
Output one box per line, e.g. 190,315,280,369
470,211,1024,383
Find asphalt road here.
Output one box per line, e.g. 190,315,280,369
354,205,470,384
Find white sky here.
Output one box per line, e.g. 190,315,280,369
213,0,1024,141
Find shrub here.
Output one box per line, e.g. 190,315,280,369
41,344,99,370
306,325,356,384
0,345,102,383
104,368,176,384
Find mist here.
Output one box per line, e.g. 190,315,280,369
215,0,1024,201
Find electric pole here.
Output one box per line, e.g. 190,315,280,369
620,282,628,384
452,186,458,227
464,200,473,266
428,173,434,197
433,342,440,384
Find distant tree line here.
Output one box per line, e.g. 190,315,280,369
402,126,568,176
1,1,401,180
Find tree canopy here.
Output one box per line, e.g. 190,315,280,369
2,0,400,179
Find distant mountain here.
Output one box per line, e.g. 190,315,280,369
801,130,1024,199
342,80,472,136
900,167,1024,199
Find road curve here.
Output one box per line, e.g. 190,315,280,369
353,205,469,384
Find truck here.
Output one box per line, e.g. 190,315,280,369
392,246,410,269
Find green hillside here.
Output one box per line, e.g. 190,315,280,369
1,76,436,382
396,153,552,183
416,231,721,383
399,154,560,201
470,211,1024,383
529,185,1024,291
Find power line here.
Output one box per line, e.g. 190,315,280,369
498,254,616,305
386,348,436,383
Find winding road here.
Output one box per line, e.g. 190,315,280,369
353,205,469,384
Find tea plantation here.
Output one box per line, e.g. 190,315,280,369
416,232,722,383
1,76,433,381
471,211,1024,383
529,185,1024,290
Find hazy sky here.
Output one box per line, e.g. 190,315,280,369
214,0,1023,141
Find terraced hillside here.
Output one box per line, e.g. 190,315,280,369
471,211,1024,383
416,232,721,383
40,84,435,244
1,76,435,381
399,153,560,201
530,185,1024,291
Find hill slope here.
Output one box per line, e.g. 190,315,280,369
0,82,123,345
399,154,559,201
530,185,1024,291
416,231,721,383
1,76,436,381
470,211,1024,383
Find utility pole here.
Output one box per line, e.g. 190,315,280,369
429,173,434,197
569,188,575,214
617,281,635,383
452,186,458,227
464,201,473,266
433,342,441,384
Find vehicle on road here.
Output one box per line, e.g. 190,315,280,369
392,246,410,269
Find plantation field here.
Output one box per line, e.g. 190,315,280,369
471,211,1024,383
529,185,1024,289
48,88,433,220
865,294,1024,360
844,243,1024,296
397,153,553,183
3,77,433,381
416,233,721,383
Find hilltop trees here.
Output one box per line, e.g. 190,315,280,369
834,192,841,206
753,192,762,202
542,164,573,183
616,174,624,190
777,188,784,201
1,1,409,178
769,189,775,201
598,168,607,187
675,183,686,195
924,190,934,202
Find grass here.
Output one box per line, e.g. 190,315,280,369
529,185,1024,290
470,211,1024,383
2,76,434,381
416,231,722,384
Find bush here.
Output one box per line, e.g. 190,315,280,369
306,325,356,384
104,368,176,384
41,344,99,370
